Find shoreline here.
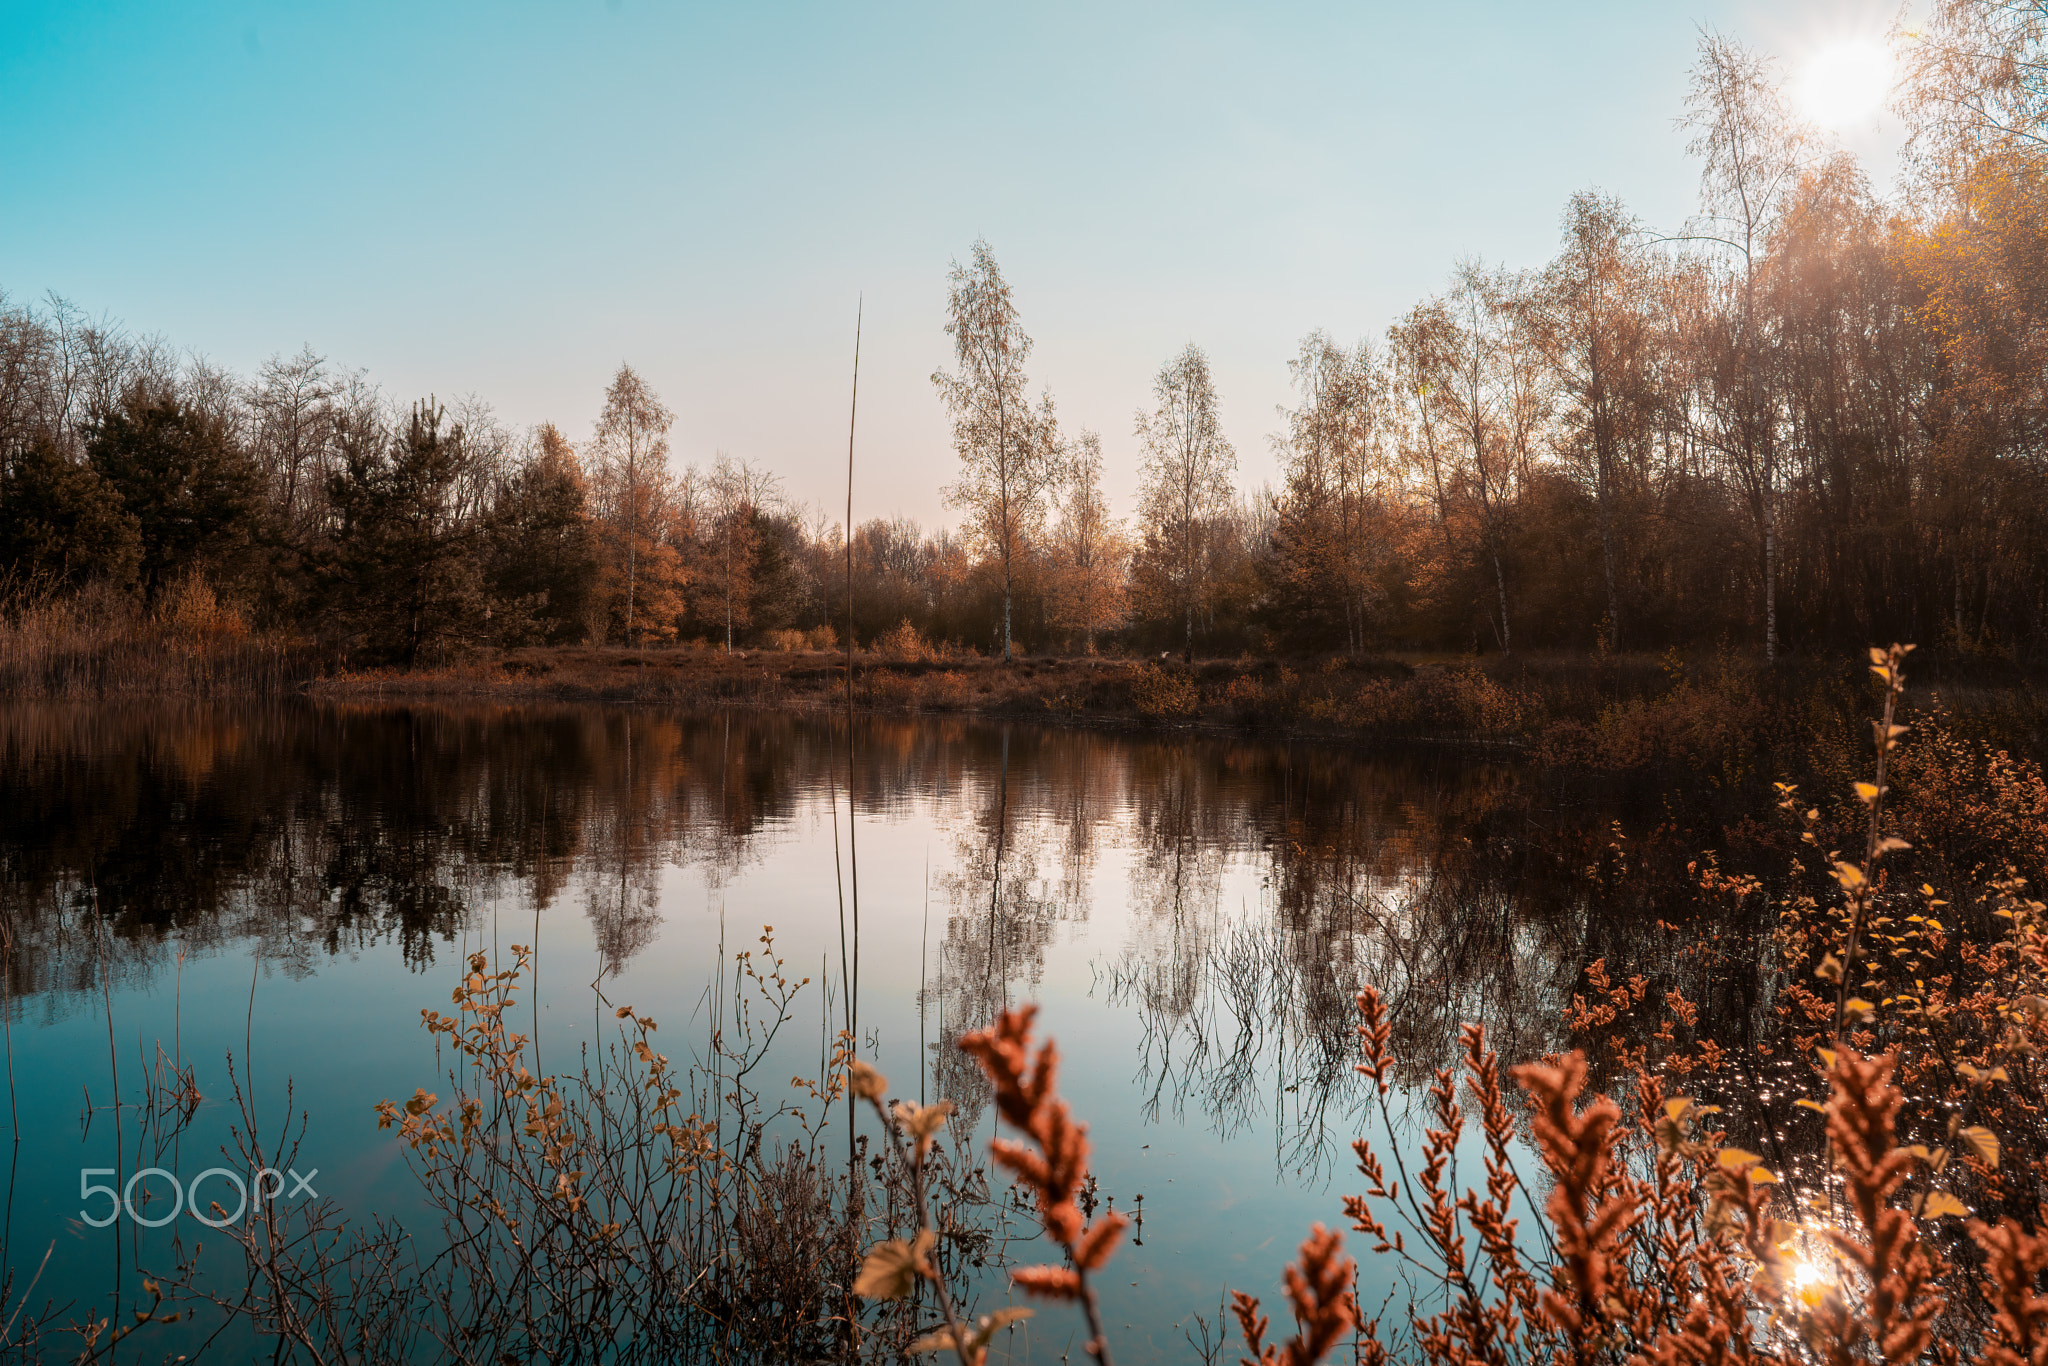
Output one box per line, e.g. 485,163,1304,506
288,644,2046,782
13,638,2038,784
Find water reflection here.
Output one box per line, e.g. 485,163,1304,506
0,699,1645,1115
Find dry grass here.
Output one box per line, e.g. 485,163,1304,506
0,583,323,696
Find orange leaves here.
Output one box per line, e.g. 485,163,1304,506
1354,986,1394,1094
956,1004,1124,1355
1072,1210,1125,1272
1814,1045,1948,1366
1969,1218,2048,1366
848,1058,887,1100
1231,1225,1358,1366
1012,1265,1083,1300
1510,1051,1639,1341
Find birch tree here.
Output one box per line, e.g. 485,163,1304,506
703,452,780,653
933,239,1061,662
1135,343,1236,662
1273,331,1390,652
1536,191,1658,649
1389,265,1544,655
587,364,676,642
1683,32,1807,661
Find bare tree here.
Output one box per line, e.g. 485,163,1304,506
587,365,675,641
1535,191,1658,649
1136,344,1236,662
704,452,780,653
1902,0,2048,176
0,292,55,458
1045,431,1128,653
1389,266,1542,655
933,239,1061,662
1276,331,1391,652
1682,30,1808,661
249,347,337,533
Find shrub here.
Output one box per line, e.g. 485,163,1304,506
878,619,934,662
1128,663,1199,720
156,575,248,642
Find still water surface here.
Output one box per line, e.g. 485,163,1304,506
0,701,1599,1360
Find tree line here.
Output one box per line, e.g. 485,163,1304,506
5,9,2047,666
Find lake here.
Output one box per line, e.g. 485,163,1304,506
0,700,1613,1362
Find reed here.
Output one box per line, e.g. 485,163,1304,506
0,582,322,696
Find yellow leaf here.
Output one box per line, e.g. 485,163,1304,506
1834,862,1867,889
852,1230,937,1300
1921,1191,1969,1219
1795,1098,1826,1112
1845,997,1876,1016
1664,1098,1692,1121
893,1099,956,1143
1961,1126,2001,1169
1988,1067,2011,1083
1854,782,1880,803
1717,1147,1765,1171
1817,1048,1839,1068
848,1059,888,1101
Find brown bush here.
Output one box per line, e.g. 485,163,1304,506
1128,663,1199,720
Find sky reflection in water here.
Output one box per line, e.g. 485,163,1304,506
0,701,1577,1361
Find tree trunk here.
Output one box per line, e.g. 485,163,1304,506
1598,470,1620,650
1763,479,1778,663
1491,537,1511,656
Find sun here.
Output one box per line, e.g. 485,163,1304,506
1794,38,1896,127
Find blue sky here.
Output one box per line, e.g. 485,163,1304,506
0,0,1905,527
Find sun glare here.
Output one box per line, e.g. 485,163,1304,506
1794,38,1895,127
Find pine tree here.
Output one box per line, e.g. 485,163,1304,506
0,431,142,590
487,423,599,645
87,385,261,604
319,401,489,666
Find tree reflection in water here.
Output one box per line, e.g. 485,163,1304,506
2,700,1735,1125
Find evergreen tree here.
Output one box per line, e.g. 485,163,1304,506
487,423,599,645
0,432,142,590
87,386,261,603
318,401,488,666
